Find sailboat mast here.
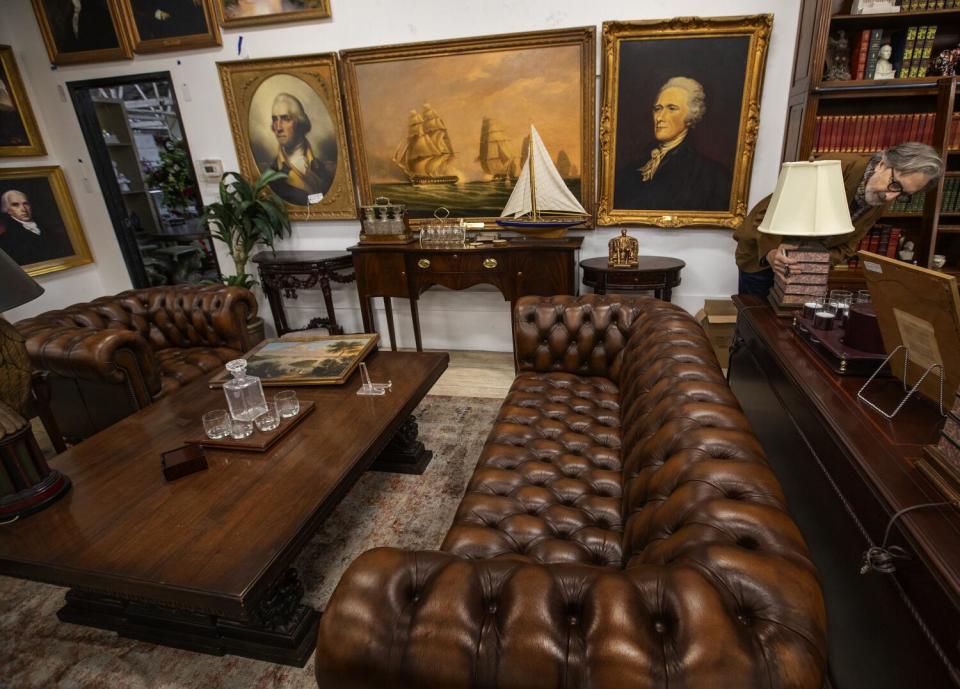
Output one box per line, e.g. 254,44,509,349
528,128,537,220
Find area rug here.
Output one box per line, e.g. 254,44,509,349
0,395,502,689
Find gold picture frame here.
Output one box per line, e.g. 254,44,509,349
597,15,772,228
31,0,133,66
213,0,330,28
340,27,596,226
218,53,357,221
0,166,93,277
118,0,221,54
0,46,46,158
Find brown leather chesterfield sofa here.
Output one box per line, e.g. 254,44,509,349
16,285,260,443
315,295,827,689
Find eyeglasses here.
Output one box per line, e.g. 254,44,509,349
887,168,915,203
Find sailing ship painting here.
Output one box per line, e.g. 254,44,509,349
477,117,519,184
496,124,588,237
393,105,459,185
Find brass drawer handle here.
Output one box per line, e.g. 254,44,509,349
483,258,498,269
417,258,431,269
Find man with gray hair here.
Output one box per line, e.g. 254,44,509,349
735,142,944,296
0,188,73,267
267,92,335,206
615,76,731,211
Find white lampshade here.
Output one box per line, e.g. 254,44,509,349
758,160,854,237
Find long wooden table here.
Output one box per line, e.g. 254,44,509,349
0,350,448,666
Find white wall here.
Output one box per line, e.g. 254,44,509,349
1,0,801,350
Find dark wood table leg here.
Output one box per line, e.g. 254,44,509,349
408,296,423,352
262,280,291,337
359,294,374,335
57,567,319,667
662,286,672,302
317,274,343,336
370,415,432,474
383,298,397,351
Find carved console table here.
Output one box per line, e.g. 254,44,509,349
349,237,583,351
579,255,685,301
252,251,355,336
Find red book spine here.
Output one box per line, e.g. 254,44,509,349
854,115,865,152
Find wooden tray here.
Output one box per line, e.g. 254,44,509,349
187,401,315,452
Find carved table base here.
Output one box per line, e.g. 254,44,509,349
370,415,433,474
57,568,319,666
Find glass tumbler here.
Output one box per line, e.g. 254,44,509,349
203,410,231,440
255,401,281,432
276,390,300,419
856,289,871,304
231,419,253,439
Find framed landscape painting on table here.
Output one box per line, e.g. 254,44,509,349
340,27,596,225
0,46,45,157
0,166,93,277
218,53,357,220
213,0,330,28
597,15,771,229
30,0,133,65
118,0,221,53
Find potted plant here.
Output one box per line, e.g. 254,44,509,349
202,169,291,288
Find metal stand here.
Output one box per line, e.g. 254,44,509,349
857,345,947,419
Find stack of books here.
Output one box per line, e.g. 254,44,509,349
846,224,902,268
901,0,960,9
771,247,832,307
812,112,948,151
846,24,938,80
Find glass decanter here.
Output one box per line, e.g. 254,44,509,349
223,359,268,422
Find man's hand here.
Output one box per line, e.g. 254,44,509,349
766,247,798,280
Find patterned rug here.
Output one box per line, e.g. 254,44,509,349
0,395,503,689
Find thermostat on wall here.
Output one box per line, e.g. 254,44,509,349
199,159,224,181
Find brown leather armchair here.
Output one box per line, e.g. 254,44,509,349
315,295,826,689
15,285,260,442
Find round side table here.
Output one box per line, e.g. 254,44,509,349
580,256,685,302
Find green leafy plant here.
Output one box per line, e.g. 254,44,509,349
202,170,291,288
148,139,198,215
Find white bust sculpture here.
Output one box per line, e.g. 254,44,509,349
874,44,896,80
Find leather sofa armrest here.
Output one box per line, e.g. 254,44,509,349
315,547,827,689
139,285,260,352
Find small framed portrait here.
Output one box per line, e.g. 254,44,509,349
213,0,330,29
0,46,46,157
30,0,133,65
597,15,772,228
218,54,357,220
0,166,93,277
118,0,221,53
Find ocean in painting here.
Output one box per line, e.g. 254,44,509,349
372,179,582,218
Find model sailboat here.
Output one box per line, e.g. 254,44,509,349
393,105,459,185
496,124,588,237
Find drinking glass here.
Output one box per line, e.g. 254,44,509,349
276,390,300,418
855,289,871,304
231,419,253,439
203,410,231,440
255,401,280,432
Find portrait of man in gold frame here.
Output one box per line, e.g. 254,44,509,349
118,0,221,54
597,15,771,229
0,46,46,158
218,54,357,221
213,0,330,29
0,166,93,277
339,27,596,226
30,0,133,66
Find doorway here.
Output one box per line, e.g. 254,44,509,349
68,73,219,288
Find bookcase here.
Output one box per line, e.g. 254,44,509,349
784,0,960,288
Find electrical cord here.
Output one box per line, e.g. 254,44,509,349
860,500,959,574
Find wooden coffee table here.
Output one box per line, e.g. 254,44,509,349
0,350,447,666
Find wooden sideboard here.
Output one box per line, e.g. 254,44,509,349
349,237,583,351
728,295,960,689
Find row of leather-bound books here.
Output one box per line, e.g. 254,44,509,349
811,112,960,152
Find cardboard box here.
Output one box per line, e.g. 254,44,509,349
695,298,737,368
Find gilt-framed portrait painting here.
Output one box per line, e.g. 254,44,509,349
213,0,330,28
30,0,133,65
340,27,596,225
0,166,93,277
598,15,772,228
218,54,357,220
0,46,45,157
118,0,221,53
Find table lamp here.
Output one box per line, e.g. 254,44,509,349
758,160,854,315
0,249,70,520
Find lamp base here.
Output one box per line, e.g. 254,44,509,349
767,242,832,317
0,423,71,521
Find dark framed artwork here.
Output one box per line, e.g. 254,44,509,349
0,46,46,157
340,26,596,225
31,0,133,65
0,166,93,276
213,0,330,28
598,16,772,228
118,0,221,53
218,54,357,220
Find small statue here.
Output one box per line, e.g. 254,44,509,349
608,229,639,268
873,45,896,80
824,30,852,81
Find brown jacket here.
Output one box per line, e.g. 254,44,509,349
734,153,890,273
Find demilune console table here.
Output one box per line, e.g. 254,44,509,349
350,237,583,351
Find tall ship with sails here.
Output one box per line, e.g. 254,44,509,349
392,104,459,186
497,124,588,238
477,117,518,184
